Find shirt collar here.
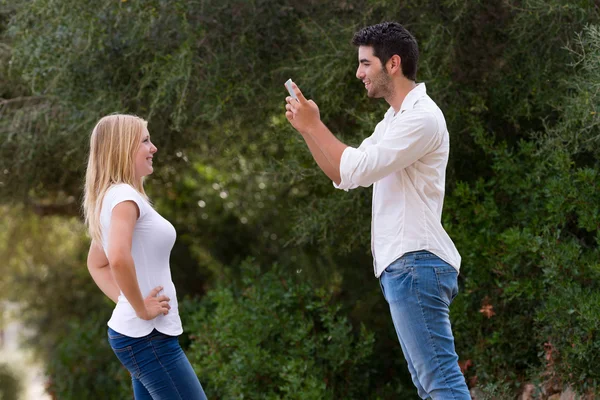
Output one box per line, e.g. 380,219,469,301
399,82,426,113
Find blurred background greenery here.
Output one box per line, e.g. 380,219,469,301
1,0,599,399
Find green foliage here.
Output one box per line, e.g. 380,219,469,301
476,381,513,400
0,208,103,359
537,284,600,388
446,23,600,395
44,312,131,400
183,261,386,400
0,207,130,398
0,363,22,400
2,0,600,398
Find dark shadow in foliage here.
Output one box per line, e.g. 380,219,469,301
0,363,23,400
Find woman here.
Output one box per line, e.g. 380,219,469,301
83,114,207,399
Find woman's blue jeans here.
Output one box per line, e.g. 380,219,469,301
379,250,471,400
108,327,207,400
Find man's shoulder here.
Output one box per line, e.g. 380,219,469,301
394,104,440,125
410,97,446,128
414,94,442,112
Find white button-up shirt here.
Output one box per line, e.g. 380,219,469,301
336,83,461,277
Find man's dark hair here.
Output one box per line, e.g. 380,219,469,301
352,22,419,81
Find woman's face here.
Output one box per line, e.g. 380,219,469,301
134,128,158,179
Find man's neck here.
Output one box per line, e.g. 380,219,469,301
386,79,417,114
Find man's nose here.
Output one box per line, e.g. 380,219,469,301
356,67,363,80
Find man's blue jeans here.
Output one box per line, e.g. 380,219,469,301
379,250,471,399
108,327,207,400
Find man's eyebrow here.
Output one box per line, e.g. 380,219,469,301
359,58,371,64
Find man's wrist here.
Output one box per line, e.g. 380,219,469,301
303,120,325,137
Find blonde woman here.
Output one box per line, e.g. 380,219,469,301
83,114,207,400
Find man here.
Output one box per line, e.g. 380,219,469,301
284,22,471,399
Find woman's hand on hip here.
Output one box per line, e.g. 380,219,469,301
137,286,171,320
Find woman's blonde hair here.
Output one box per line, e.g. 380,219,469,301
83,114,149,243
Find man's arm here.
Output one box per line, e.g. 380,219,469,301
334,110,439,187
285,82,439,189
300,122,347,185
285,82,347,185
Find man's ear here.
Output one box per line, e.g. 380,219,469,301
387,54,402,75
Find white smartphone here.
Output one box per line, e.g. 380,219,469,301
285,79,298,101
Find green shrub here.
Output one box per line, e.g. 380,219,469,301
445,24,600,395
44,312,131,400
536,283,600,393
183,260,387,400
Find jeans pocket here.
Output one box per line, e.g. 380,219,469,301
384,256,410,275
111,345,142,378
435,268,458,306
381,259,415,304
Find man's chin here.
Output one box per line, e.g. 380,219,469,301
367,90,382,99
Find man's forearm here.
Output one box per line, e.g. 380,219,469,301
301,132,339,182
303,121,348,185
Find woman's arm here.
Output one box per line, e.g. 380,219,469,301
107,201,170,320
87,240,120,303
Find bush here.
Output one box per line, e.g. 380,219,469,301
444,24,600,396
536,283,600,393
183,260,391,400
44,311,131,400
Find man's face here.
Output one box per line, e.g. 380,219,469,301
356,46,392,99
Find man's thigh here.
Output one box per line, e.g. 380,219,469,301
380,252,469,398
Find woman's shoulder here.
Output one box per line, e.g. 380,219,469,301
104,183,149,212
107,183,141,197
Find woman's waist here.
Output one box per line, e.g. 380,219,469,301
117,281,178,306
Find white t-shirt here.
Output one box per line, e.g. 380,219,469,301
100,183,183,337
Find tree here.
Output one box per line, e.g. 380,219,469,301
2,0,600,397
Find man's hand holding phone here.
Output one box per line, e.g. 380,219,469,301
284,79,321,135
285,79,298,101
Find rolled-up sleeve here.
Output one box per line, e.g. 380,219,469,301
333,131,377,191
336,110,439,190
